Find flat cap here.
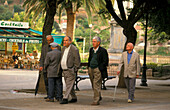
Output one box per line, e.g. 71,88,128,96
50,42,59,47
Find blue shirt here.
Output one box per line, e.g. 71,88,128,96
127,50,133,64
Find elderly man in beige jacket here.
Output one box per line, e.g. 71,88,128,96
117,42,141,103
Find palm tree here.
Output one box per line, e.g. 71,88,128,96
24,0,107,40
23,0,63,46
57,0,97,40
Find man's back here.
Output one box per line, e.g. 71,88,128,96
45,49,61,77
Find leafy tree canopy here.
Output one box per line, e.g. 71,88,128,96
148,2,170,35
95,0,170,46
0,5,13,20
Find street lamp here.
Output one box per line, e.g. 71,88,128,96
89,24,92,49
140,12,148,86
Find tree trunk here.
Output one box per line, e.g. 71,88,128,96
66,6,76,40
123,27,137,50
118,26,137,88
38,0,56,93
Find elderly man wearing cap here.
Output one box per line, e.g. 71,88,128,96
44,42,63,102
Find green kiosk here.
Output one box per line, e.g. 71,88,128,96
0,21,42,55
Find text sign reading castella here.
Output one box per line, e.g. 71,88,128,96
0,21,29,29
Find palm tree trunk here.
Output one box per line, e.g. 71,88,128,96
42,0,56,46
66,6,76,40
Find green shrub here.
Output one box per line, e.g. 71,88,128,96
138,49,152,55
138,47,170,56
161,63,170,66
14,5,24,13
156,47,170,56
147,63,164,76
147,63,158,72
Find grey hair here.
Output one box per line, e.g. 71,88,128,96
93,36,101,43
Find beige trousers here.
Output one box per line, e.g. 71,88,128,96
63,68,77,99
88,67,102,102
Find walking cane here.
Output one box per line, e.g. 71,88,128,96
113,75,119,101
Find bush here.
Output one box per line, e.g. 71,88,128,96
8,0,14,4
14,5,24,13
156,47,170,56
161,63,170,66
147,63,158,72
138,47,170,56
147,63,165,77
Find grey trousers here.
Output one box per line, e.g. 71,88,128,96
63,68,77,99
88,67,102,103
124,77,136,101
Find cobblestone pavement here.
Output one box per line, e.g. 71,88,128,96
0,69,170,110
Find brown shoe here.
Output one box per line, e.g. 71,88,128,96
46,98,54,102
91,102,100,105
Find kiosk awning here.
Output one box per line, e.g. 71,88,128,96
0,36,42,44
0,21,84,45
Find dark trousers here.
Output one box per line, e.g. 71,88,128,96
43,72,48,95
48,77,63,99
124,77,136,101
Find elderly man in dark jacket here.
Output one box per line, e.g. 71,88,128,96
44,42,63,102
88,36,109,105
39,35,54,98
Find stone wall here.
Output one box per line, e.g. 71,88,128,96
140,55,170,64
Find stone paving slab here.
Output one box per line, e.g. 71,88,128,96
0,69,170,110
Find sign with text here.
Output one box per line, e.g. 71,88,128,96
0,37,42,43
12,45,18,50
0,21,29,29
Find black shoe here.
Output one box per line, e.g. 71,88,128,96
56,98,63,102
44,96,48,99
68,99,77,103
60,99,68,104
99,96,102,101
59,98,63,103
